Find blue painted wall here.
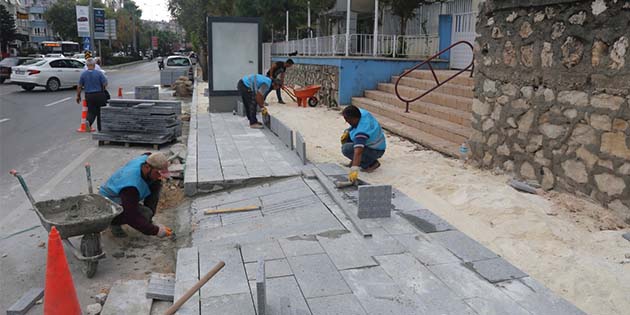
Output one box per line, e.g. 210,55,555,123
272,57,448,105
438,15,453,61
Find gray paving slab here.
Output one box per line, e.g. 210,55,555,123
429,230,498,262
428,262,511,300
307,294,367,315
316,231,378,270
497,277,587,315
287,253,352,298
295,131,307,164
246,259,293,280
375,253,476,315
340,266,429,315
198,244,249,298
463,296,531,315
241,240,286,263
467,257,528,283
256,259,267,315
101,280,152,315
366,213,418,235
278,235,326,257
6,288,44,315
393,233,460,266
174,247,200,315
220,210,263,226
391,188,426,212
200,293,256,315
146,273,175,301
250,276,311,315
359,227,407,256
358,185,392,218
196,214,222,230
399,209,454,233
315,163,347,176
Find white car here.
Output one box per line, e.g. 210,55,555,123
164,56,193,80
45,53,65,58
10,58,86,92
72,53,86,61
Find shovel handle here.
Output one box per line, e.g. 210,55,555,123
162,261,225,315
9,170,38,210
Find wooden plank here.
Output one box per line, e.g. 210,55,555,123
204,205,261,215
6,288,44,315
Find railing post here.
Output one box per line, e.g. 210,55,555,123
393,35,397,58
316,37,319,56
332,34,337,56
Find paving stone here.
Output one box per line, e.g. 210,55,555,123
6,288,44,315
295,131,307,165
196,215,222,230
245,259,293,280
429,230,498,262
391,188,426,212
101,280,151,315
428,262,509,300
200,293,256,315
174,247,200,315
278,235,325,257
497,277,587,315
463,297,531,315
256,259,267,315
393,233,460,266
198,244,249,298
340,266,429,315
250,276,310,315
307,294,367,315
287,253,351,298
399,209,454,233
367,213,419,235
467,257,528,283
315,163,347,176
375,253,476,314
220,210,263,226
358,185,392,218
241,241,285,263
146,273,175,301
316,231,378,270
359,227,407,256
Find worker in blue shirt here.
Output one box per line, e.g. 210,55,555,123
76,58,108,131
237,74,281,128
340,105,387,183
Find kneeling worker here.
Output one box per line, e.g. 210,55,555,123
340,105,386,183
100,152,173,238
237,74,281,129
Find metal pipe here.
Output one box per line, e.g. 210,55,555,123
89,0,95,53
285,10,289,42
345,0,351,56
373,0,378,56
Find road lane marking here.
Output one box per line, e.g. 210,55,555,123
44,97,72,107
0,118,10,124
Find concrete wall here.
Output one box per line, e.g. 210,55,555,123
274,57,448,105
471,0,630,220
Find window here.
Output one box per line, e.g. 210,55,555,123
49,60,68,68
66,60,84,68
167,57,190,66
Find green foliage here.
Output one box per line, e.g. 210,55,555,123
0,3,17,53
108,55,141,65
44,0,79,41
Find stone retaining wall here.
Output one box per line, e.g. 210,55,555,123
472,0,630,220
284,64,339,107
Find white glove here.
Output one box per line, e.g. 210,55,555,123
156,224,173,238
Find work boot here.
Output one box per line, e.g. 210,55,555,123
363,160,381,173
278,100,286,104
110,225,127,238
249,123,264,129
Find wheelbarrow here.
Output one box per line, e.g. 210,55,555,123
282,84,321,107
10,163,122,278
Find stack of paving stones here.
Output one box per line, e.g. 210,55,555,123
135,86,159,100
171,172,586,315
160,69,188,86
93,102,180,145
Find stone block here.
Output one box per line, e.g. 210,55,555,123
369,214,418,235
498,277,587,315
399,209,454,233
357,185,392,219
428,262,506,299
245,259,293,280
315,163,347,176
287,253,351,298
198,245,250,298
256,259,266,315
6,288,44,315
250,276,310,315
359,227,407,256
101,280,152,315
393,234,460,266
429,230,498,262
466,257,528,283
135,86,159,100
295,131,306,165
200,292,256,315
307,294,367,315
174,247,200,315
463,296,531,315
240,241,285,263
146,273,175,301
278,235,325,257
316,231,378,270
391,189,426,212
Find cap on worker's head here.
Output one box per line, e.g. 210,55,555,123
146,152,169,170
286,59,294,65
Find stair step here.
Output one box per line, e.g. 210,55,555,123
407,70,474,87
377,83,472,113
361,110,461,157
364,89,471,127
353,97,471,145
392,76,474,98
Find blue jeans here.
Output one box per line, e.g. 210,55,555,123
341,142,385,169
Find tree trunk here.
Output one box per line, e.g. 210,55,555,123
199,44,208,81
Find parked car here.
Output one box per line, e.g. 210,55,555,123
0,57,33,83
28,54,45,58
10,58,86,92
45,53,65,58
164,55,193,81
72,53,86,61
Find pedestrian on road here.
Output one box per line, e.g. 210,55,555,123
265,59,294,104
76,58,108,131
100,152,173,238
340,105,387,183
237,74,281,129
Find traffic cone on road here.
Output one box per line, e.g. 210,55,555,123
117,87,122,98
76,99,94,132
43,227,81,315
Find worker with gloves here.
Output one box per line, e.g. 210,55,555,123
237,74,281,129
341,105,386,183
100,152,173,238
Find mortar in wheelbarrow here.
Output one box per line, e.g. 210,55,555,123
34,194,122,239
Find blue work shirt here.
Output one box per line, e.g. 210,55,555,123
79,69,108,93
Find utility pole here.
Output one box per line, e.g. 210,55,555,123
89,0,95,53
285,10,289,42
132,14,137,54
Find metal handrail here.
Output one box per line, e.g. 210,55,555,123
394,40,474,113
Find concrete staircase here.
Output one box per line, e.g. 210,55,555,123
352,70,474,157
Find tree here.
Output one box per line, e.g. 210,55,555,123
44,0,108,42
0,3,18,54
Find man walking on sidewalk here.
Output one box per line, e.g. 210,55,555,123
76,58,108,131
266,59,294,104
100,152,173,238
237,74,281,129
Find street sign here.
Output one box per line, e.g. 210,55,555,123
106,19,117,40
76,6,90,37
94,8,106,39
83,37,91,51
151,36,158,50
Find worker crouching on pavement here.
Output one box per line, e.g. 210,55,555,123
341,105,386,183
237,74,281,129
100,152,173,238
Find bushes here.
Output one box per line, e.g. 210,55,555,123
107,55,142,65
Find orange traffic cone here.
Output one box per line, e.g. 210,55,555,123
76,100,94,132
117,87,122,98
44,227,81,315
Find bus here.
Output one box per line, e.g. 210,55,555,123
40,41,81,57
